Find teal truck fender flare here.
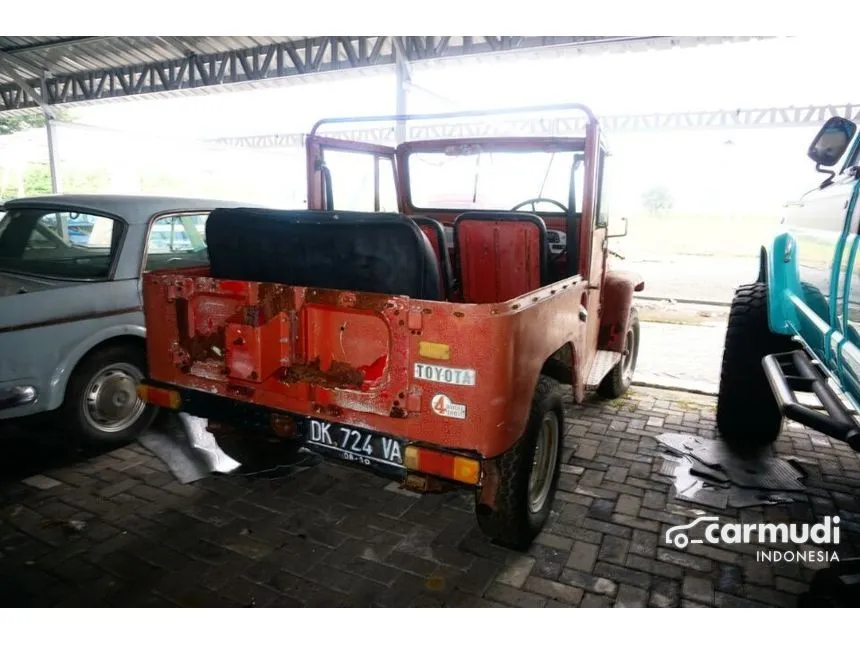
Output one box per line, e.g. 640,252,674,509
761,234,801,336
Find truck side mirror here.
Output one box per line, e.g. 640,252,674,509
808,116,856,168
607,216,628,239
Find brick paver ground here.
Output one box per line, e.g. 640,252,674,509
2,385,859,608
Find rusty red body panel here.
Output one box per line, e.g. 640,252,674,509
598,270,646,353
143,268,589,460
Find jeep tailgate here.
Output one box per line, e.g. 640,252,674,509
143,271,411,419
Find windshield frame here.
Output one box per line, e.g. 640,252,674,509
0,205,127,282
396,137,588,217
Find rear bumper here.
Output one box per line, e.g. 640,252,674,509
139,379,486,490
762,350,860,452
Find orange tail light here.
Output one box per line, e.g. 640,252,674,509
404,445,481,485
136,384,181,410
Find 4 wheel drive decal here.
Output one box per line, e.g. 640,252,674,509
413,362,476,386
431,394,467,419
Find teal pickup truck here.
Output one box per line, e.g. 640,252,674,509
717,115,860,456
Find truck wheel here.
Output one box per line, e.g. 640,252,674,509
597,308,640,399
476,375,564,550
62,344,158,446
716,282,796,454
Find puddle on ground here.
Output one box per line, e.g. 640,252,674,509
657,433,807,510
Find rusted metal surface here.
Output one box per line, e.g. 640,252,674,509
143,268,592,459
402,473,459,494
598,270,646,353
281,358,365,389
476,455,501,511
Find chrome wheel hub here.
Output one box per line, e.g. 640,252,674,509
81,362,146,433
622,328,637,383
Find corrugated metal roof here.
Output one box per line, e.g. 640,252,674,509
0,37,774,112
0,36,305,84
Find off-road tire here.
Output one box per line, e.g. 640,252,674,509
62,344,159,446
598,308,641,399
716,282,796,455
475,375,564,550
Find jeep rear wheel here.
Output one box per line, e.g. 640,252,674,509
476,375,564,550
716,282,796,455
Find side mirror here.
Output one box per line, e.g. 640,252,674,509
808,116,857,167
607,216,628,239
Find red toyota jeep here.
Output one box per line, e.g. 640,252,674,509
138,103,644,549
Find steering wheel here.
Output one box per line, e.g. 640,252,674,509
511,198,569,262
511,197,570,214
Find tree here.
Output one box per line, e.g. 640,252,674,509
22,164,53,195
0,108,74,135
641,185,675,217
0,164,111,200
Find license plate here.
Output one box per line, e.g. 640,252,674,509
305,418,405,471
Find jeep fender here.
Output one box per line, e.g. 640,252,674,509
598,270,645,353
46,323,147,411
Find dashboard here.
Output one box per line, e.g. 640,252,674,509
546,229,567,255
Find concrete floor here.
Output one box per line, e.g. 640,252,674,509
623,255,756,304
636,321,726,394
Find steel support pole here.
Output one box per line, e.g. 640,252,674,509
43,115,60,193
40,73,60,193
395,66,407,144
393,38,411,145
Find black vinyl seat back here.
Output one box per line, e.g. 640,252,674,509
411,216,455,300
206,208,443,300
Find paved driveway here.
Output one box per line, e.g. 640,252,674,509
1,386,858,608
636,321,726,394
